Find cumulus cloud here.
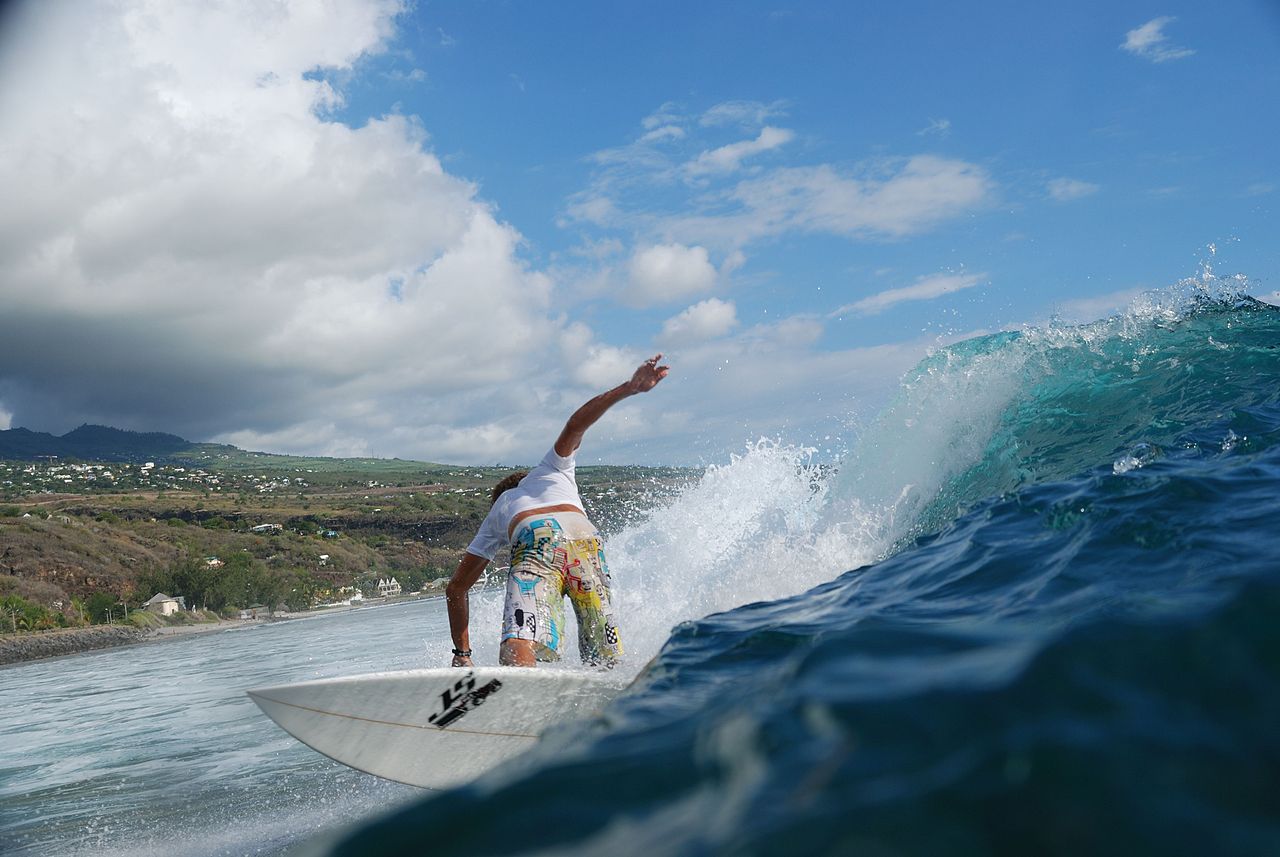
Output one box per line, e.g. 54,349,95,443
559,323,643,389
625,243,719,306
1122,17,1194,63
659,299,739,345
1047,177,1100,201
0,0,579,464
685,126,795,177
831,272,987,317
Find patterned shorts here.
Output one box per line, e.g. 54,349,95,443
501,512,623,666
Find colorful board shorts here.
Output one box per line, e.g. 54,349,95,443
501,511,623,666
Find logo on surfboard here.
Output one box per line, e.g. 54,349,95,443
427,671,503,729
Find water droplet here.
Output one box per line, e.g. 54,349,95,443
1113,442,1158,474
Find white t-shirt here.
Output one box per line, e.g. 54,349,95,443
465,447,584,561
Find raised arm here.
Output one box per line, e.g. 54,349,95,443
555,354,670,456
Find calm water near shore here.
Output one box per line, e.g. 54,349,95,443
0,599,480,856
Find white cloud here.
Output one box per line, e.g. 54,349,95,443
916,118,951,137
615,321,939,463
625,243,719,306
659,299,739,345
699,99,788,128
218,422,374,459
559,323,642,389
1047,177,1101,201
0,0,588,465
386,67,427,83
1122,17,1194,63
639,125,686,144
642,101,684,130
831,272,987,317
669,155,992,247
1049,287,1147,323
685,126,795,177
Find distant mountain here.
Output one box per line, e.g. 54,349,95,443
0,425,193,462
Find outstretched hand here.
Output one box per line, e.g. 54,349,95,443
628,354,670,394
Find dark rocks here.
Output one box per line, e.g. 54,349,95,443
0,625,150,665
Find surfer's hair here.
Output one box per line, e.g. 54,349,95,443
490,471,528,504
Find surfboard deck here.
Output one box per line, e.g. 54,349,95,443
247,667,625,789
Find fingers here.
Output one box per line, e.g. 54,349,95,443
642,354,668,372
635,353,670,389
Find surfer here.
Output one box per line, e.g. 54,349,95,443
445,354,670,669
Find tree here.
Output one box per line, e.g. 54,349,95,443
172,558,222,611
281,569,321,612
396,567,429,594
86,592,117,624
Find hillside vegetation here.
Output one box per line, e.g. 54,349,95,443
0,432,692,631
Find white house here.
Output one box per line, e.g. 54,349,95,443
376,577,401,597
144,593,181,616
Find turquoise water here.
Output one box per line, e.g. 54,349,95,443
5,275,1280,855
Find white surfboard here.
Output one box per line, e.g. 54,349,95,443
247,667,625,789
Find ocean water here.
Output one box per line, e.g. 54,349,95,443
331,276,1280,856
4,274,1279,855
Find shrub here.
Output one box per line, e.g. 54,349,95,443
128,610,161,629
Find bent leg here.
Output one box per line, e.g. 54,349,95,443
500,554,566,666
499,638,536,667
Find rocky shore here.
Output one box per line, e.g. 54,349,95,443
0,625,151,666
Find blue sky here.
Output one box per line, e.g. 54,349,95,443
0,1,1276,464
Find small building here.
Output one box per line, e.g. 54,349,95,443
318,554,330,566
250,523,283,534
204,556,224,568
321,529,340,539
144,593,181,616
376,577,402,597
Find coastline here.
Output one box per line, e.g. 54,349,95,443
0,594,444,667
0,617,268,667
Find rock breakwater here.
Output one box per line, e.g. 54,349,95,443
0,626,150,666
